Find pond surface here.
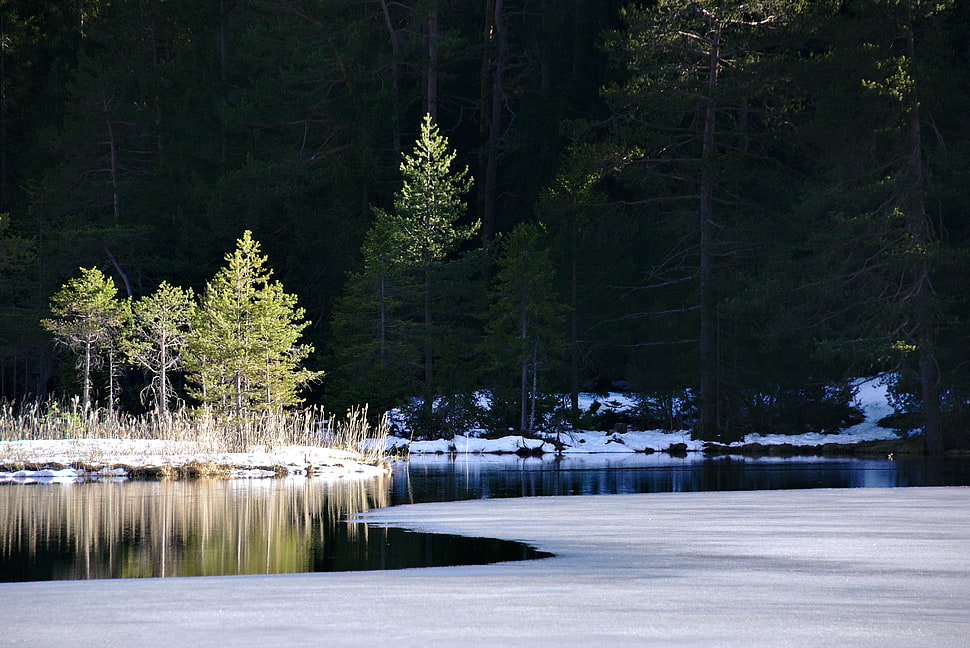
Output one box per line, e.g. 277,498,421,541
2,454,968,582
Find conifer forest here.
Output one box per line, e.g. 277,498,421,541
2,0,969,451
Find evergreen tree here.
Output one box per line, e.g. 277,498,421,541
329,211,420,413
482,222,566,433
183,231,318,419
0,213,40,397
385,113,476,403
591,0,797,440
42,267,126,410
124,282,193,421
787,0,960,453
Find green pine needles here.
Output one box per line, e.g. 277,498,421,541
389,113,477,266
331,114,478,415
42,267,127,412
184,231,320,419
124,282,194,421
44,231,321,422
483,222,567,434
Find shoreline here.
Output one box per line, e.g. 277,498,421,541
2,434,955,484
0,438,391,483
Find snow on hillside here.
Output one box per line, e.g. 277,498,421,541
740,377,899,447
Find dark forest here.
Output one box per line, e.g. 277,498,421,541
1,0,968,451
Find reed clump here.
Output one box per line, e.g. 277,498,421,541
0,400,390,465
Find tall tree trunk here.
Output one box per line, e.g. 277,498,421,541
159,333,169,421
83,341,93,411
107,349,117,412
0,11,8,211
378,0,402,153
379,272,387,370
479,0,495,239
219,0,228,164
234,372,243,421
143,3,163,154
519,295,528,432
480,0,505,242
423,265,433,419
103,95,121,223
570,248,579,414
426,8,439,120
104,246,132,297
528,339,538,434
697,23,721,439
31,349,52,402
902,6,944,456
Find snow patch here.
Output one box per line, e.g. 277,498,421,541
395,376,900,455
0,439,389,482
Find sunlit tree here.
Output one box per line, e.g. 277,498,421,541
124,282,194,421
382,113,476,398
42,267,127,410
183,231,319,419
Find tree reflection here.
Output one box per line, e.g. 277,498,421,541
0,476,390,581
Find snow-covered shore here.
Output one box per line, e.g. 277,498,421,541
0,377,906,482
0,439,389,483
391,376,902,455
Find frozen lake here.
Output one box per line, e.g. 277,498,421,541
2,486,968,647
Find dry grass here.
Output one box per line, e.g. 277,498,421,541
0,400,390,465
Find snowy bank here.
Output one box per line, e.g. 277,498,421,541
390,377,902,456
0,378,906,476
0,438,389,483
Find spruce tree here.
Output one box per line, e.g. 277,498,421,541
330,212,420,412
183,231,318,419
595,0,795,440
787,0,957,453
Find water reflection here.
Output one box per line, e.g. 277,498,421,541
391,454,970,504
3,455,968,582
1,477,390,581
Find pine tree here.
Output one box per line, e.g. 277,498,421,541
788,0,958,454
124,282,194,421
42,267,127,410
183,231,318,419
386,113,476,401
595,0,795,440
482,222,565,433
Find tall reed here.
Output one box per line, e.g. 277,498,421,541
0,400,389,463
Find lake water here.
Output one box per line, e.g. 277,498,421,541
2,454,967,582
